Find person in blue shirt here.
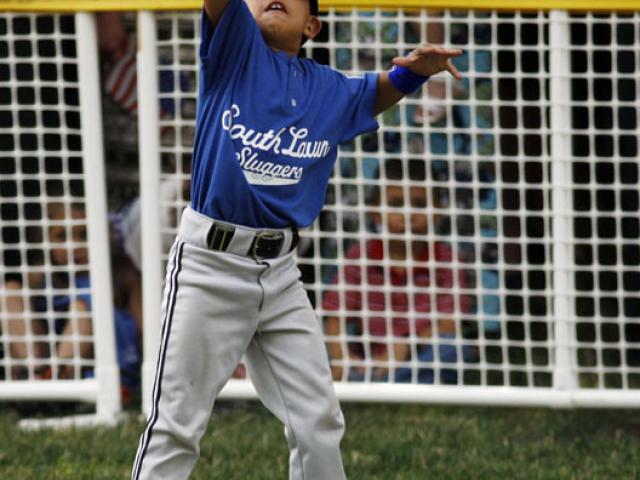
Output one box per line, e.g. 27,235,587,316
131,1,462,478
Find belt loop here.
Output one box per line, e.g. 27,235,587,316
207,223,235,251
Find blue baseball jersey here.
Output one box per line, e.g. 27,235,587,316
191,0,379,228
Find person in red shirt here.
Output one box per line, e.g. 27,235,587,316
323,160,474,382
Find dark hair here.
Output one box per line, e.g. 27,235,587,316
308,0,318,15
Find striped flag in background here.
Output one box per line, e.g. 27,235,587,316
103,33,138,116
102,32,187,120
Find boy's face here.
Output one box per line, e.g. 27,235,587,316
48,204,88,266
385,185,428,235
246,0,321,53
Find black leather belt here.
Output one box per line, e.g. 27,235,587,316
206,222,299,259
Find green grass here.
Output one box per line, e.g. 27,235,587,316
0,402,639,479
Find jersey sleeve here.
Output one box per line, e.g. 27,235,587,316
327,71,380,144
199,0,263,82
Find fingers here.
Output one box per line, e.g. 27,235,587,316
415,46,464,58
393,47,462,65
446,59,463,80
392,46,464,79
392,56,464,79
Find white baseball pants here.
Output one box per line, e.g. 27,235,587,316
131,208,346,480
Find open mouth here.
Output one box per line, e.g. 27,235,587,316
265,1,287,13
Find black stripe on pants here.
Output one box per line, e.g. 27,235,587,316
132,241,185,479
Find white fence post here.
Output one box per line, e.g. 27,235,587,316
72,11,121,424
137,10,164,417
549,10,577,394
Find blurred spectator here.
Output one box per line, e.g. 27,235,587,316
323,161,476,383
404,12,494,176
329,13,501,336
0,279,37,380
108,228,143,404
1,196,144,401
414,13,501,336
2,200,94,380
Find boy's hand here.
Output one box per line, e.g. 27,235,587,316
374,44,463,115
392,44,463,80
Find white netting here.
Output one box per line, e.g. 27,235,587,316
303,10,551,387
0,14,96,383
146,10,640,396
567,14,640,389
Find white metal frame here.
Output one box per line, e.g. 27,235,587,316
137,11,165,417
549,10,576,392
0,13,120,427
136,9,640,412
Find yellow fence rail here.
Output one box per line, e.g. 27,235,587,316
1,0,639,12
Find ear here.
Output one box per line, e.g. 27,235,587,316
303,16,322,41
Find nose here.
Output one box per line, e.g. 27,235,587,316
74,248,89,265
387,213,405,233
411,214,428,234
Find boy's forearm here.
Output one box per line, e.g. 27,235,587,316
373,71,405,116
324,316,344,360
203,0,232,28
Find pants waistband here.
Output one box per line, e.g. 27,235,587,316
179,207,299,260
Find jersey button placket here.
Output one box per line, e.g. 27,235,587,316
290,67,301,109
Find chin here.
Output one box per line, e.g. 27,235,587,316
257,19,297,49
257,15,284,32
259,24,281,42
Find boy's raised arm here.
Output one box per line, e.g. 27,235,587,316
203,0,232,28
374,45,463,115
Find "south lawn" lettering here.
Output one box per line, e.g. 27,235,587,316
222,104,330,160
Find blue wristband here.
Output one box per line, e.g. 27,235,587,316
388,66,430,94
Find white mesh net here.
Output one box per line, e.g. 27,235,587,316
0,14,96,382
147,10,640,393
568,14,640,389
148,10,640,396
2,8,638,404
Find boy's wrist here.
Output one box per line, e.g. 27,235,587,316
388,65,430,95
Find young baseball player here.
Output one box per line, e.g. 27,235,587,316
131,0,462,478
